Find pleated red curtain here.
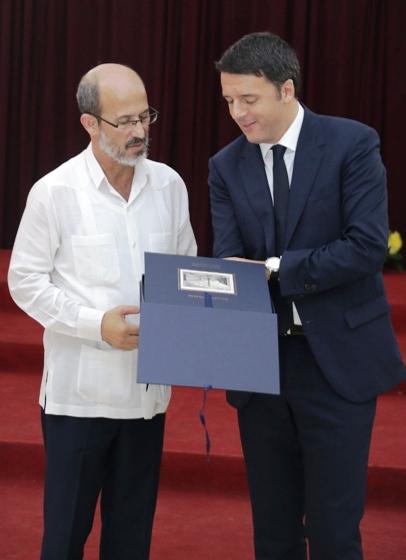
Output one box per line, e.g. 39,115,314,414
0,0,405,254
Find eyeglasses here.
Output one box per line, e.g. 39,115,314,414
89,107,159,130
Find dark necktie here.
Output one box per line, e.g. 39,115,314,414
271,144,293,333
272,144,290,255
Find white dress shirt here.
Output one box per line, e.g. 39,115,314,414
8,144,197,419
260,103,304,326
260,102,304,199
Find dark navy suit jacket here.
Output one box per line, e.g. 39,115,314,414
209,107,405,407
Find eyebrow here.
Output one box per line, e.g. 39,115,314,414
116,108,150,119
223,92,258,97
223,93,258,100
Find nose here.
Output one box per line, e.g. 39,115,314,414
128,120,146,138
230,100,247,121
131,120,146,133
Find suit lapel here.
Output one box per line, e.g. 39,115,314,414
238,142,276,255
236,110,325,256
285,110,325,248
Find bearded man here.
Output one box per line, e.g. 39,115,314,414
8,63,197,560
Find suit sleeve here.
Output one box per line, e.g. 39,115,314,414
279,126,389,298
209,157,245,258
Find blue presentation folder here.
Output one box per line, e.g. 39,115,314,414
137,252,280,395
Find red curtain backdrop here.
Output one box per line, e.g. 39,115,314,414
1,0,405,254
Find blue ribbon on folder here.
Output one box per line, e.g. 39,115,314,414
198,292,213,459
199,385,212,460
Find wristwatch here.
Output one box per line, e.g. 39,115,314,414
265,257,280,277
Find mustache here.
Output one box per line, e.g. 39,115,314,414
125,137,148,149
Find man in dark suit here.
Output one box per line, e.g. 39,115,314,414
209,32,405,560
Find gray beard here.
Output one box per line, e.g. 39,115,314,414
99,131,149,167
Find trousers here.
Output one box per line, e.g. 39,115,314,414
238,336,376,559
40,410,165,560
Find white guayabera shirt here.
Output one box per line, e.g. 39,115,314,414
8,144,197,419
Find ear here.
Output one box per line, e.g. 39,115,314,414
80,113,99,137
281,79,295,102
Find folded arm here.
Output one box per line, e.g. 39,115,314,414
8,183,139,349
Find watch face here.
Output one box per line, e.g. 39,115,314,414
265,257,280,271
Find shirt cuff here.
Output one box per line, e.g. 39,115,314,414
77,307,105,342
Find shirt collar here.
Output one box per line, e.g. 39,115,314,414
84,143,148,198
84,143,108,190
260,102,304,161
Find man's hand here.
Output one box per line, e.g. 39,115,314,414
224,256,270,280
224,256,264,264
101,306,140,350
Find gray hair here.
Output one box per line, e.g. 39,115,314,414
76,74,100,115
